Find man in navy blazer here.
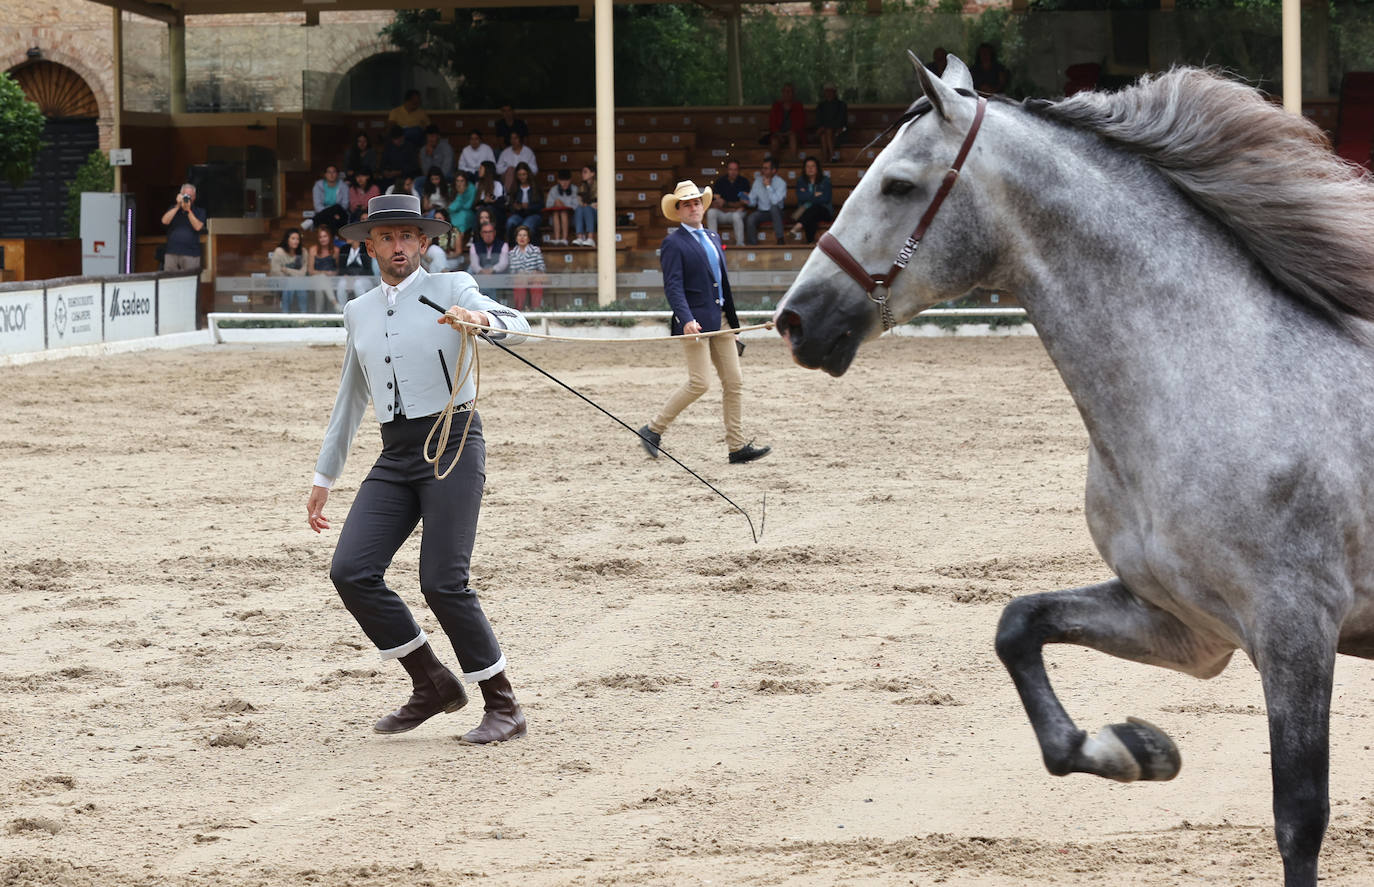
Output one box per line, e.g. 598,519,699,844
638,181,771,464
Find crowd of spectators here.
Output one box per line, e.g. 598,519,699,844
267,65,1018,309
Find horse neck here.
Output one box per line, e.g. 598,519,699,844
984,128,1292,434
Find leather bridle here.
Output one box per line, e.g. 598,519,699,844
817,94,988,331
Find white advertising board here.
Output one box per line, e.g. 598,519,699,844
158,274,198,334
104,278,157,342
46,283,104,348
0,289,46,356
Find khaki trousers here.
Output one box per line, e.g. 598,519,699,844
649,318,745,451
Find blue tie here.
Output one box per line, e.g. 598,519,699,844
693,228,721,288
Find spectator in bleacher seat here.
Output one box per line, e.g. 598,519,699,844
495,104,529,148
504,162,544,245
972,42,1010,96
459,129,496,179
385,173,421,201
469,221,510,277
387,89,430,148
791,156,834,244
379,126,415,190
474,161,507,231
160,183,206,273
509,225,546,311
544,169,578,246
930,47,950,78
814,84,848,163
340,224,376,302
573,163,597,247
344,131,379,180
745,157,787,246
270,227,309,313
496,131,538,193
706,159,749,246
422,167,451,217
348,169,380,223
768,83,807,162
312,164,351,234
637,180,771,467
422,207,460,273
446,171,477,258
418,125,455,183
307,225,343,313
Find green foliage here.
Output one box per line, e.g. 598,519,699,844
383,8,595,108
63,150,115,238
381,3,1026,109
614,6,726,105
0,72,45,188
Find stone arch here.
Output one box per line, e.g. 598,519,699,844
1,32,114,149
7,60,99,118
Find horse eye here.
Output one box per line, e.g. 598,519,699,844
882,180,915,198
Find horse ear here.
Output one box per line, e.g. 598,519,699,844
908,49,961,123
941,54,975,92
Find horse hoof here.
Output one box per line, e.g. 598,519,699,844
1081,716,1182,783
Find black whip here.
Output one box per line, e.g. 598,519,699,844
419,295,765,542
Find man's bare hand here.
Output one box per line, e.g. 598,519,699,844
440,306,490,331
307,485,330,533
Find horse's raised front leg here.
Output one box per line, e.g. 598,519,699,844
994,579,1234,782
1254,612,1337,887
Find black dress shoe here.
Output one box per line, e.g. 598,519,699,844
728,442,771,464
637,424,661,458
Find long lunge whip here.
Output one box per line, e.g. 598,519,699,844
419,295,766,542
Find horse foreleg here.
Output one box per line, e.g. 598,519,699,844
995,579,1232,782
1255,619,1337,887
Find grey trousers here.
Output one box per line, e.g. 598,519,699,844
329,412,505,681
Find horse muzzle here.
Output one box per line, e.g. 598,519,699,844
773,283,879,377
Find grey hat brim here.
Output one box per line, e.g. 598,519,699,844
338,212,452,242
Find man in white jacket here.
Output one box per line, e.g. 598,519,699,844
306,194,530,745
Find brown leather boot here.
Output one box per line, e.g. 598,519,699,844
458,670,527,744
373,642,468,734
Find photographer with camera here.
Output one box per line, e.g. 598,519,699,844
160,184,207,274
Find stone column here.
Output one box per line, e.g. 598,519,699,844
169,12,186,114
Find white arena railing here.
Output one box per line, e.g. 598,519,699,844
207,307,1029,344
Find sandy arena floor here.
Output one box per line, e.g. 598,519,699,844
1,335,1371,886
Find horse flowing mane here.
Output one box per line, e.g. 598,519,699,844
1035,68,1374,326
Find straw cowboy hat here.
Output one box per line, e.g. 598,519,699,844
660,180,713,222
339,194,451,241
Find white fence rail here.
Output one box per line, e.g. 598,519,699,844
207,307,1029,344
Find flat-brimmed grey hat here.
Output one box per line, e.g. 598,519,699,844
339,194,451,241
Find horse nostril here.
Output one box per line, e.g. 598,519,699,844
775,310,802,342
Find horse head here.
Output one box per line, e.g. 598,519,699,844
775,53,1000,376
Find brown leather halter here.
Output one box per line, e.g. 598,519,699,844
817,95,988,331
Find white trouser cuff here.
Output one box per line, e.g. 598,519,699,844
378,630,428,661
462,654,506,683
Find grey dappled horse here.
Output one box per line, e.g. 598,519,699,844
774,56,1374,887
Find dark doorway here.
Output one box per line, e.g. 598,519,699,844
0,117,100,238
332,52,453,112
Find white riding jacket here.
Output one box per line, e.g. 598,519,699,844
314,267,528,482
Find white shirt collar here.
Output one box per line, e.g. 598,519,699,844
382,266,424,306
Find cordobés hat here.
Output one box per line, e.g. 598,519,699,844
660,180,713,222
339,194,451,241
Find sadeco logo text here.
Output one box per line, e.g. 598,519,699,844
108,286,152,320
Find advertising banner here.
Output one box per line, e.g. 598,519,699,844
104,278,157,342
46,283,104,348
0,288,45,356
158,274,198,334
